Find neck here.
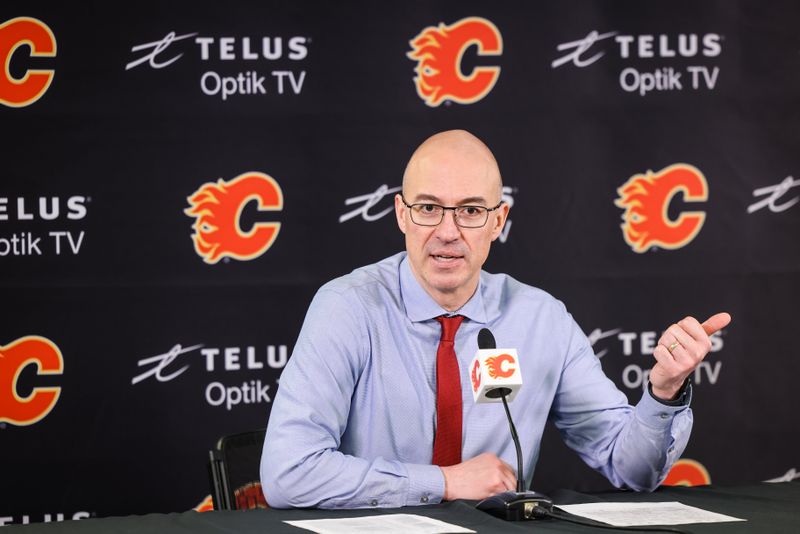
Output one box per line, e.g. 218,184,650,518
439,295,470,313
429,280,479,313
404,257,480,313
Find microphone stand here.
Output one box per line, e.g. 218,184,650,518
475,388,553,521
501,394,525,493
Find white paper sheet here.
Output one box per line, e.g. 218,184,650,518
284,513,476,534
557,501,746,526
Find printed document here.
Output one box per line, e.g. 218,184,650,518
285,513,476,533
557,501,745,526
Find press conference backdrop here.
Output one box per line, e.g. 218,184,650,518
2,0,798,525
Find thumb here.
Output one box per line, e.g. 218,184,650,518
702,312,732,336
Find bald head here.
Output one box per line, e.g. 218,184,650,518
394,129,510,311
402,130,503,201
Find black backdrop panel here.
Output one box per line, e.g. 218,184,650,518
1,0,798,524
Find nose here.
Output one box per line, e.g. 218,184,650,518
433,209,461,242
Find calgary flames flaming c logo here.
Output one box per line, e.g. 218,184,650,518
470,359,481,392
0,17,56,107
0,336,63,426
234,482,268,510
185,172,283,264
615,164,708,253
662,459,711,487
485,353,516,379
407,17,502,107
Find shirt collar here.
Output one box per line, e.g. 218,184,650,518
399,252,488,324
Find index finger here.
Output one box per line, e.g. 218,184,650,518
702,312,732,336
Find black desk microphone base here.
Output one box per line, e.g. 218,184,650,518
476,490,554,521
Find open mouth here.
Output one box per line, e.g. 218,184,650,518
431,254,464,264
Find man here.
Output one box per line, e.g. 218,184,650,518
261,130,731,509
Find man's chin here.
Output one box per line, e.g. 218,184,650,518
424,272,467,295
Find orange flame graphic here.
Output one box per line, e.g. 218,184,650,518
0,17,57,107
185,172,283,264
470,358,481,392
615,164,708,253
485,353,515,379
234,482,269,510
193,495,215,513
662,459,711,487
407,17,502,107
0,336,63,426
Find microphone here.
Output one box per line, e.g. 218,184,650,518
470,328,521,404
472,328,553,521
477,327,495,350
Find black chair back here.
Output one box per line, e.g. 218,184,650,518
208,429,267,510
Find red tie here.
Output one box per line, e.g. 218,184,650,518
432,315,465,466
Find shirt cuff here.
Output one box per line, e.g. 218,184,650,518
648,378,692,406
404,463,445,506
636,381,692,428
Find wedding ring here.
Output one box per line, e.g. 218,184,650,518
668,341,680,354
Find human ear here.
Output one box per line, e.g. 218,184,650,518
490,203,510,241
395,194,408,234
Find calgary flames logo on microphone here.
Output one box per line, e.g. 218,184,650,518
407,17,502,107
615,164,708,253
185,172,283,264
0,336,63,426
662,459,711,487
485,353,516,379
470,359,481,392
0,17,56,107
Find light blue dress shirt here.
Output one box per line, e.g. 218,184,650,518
261,252,692,509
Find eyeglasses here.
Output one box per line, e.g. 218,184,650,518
401,195,504,228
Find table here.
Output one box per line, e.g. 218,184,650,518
4,481,799,533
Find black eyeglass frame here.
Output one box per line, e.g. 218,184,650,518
400,195,504,228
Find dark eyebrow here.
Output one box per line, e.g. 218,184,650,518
411,194,489,205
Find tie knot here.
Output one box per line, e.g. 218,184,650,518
436,315,464,342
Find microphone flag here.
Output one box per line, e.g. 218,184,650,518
469,348,522,404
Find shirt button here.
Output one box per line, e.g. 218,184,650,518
370,499,378,506
421,495,429,503
659,413,670,419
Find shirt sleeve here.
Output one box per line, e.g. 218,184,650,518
260,286,445,509
549,313,693,492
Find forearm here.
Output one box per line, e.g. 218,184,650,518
262,423,444,508
553,316,694,491
604,388,693,491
